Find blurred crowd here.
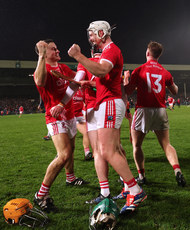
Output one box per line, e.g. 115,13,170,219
0,97,39,115
0,95,189,116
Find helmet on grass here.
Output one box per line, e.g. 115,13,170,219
89,198,120,230
3,198,48,228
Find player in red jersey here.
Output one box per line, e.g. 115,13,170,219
176,98,181,108
19,106,24,118
124,41,186,187
50,45,101,164
167,95,175,110
33,39,88,211
72,88,93,160
68,20,147,214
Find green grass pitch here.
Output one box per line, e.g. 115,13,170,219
0,106,190,229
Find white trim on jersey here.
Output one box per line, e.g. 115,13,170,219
100,58,114,68
62,71,85,105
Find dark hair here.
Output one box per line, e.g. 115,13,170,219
148,41,163,59
35,39,54,54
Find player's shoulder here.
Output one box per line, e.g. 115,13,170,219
103,42,120,52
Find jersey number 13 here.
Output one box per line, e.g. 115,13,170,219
146,73,162,93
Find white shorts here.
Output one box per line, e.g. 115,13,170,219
86,108,98,132
169,103,174,107
76,115,86,124
47,117,77,139
86,99,125,131
132,108,169,134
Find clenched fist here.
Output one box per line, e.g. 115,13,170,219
36,41,48,57
68,44,81,59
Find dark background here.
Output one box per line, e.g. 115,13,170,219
0,0,190,64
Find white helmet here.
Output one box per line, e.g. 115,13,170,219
87,20,111,39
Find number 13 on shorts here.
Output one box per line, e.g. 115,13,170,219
146,72,162,93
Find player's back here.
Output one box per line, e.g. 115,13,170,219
134,60,173,108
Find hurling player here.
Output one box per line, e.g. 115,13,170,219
68,20,147,214
124,41,186,187
33,39,88,211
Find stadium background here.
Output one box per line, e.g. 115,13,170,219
0,0,190,114
0,60,189,115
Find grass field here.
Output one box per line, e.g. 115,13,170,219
0,106,190,230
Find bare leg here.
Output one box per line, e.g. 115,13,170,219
77,122,90,150
131,129,146,172
42,133,72,186
98,128,134,183
154,130,179,166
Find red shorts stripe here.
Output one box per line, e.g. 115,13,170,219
104,100,116,128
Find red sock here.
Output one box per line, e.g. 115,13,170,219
172,164,180,170
38,183,50,198
172,164,181,175
138,169,145,177
66,173,76,183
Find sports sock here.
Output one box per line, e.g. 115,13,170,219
138,168,145,180
37,183,50,198
99,180,110,197
84,147,90,156
66,173,76,183
172,164,181,175
123,181,129,192
126,178,141,196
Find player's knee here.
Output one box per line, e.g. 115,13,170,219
57,151,72,166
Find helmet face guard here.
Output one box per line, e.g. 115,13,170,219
89,198,120,230
91,45,102,58
3,198,48,228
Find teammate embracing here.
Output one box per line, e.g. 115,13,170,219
33,39,88,212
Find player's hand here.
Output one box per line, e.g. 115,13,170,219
80,80,91,89
68,44,81,59
50,104,65,118
36,41,48,57
123,70,130,86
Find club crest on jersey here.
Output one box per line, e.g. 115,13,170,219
107,115,113,121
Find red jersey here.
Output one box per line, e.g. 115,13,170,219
77,57,98,109
73,88,85,117
168,97,174,104
19,106,24,112
34,63,74,124
96,42,123,107
127,60,174,108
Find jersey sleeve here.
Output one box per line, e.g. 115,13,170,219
77,63,86,72
124,68,139,95
99,46,118,67
165,71,174,87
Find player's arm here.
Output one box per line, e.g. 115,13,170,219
34,41,48,87
61,71,85,105
167,83,178,95
68,44,112,78
80,80,96,88
50,71,86,118
124,70,136,95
